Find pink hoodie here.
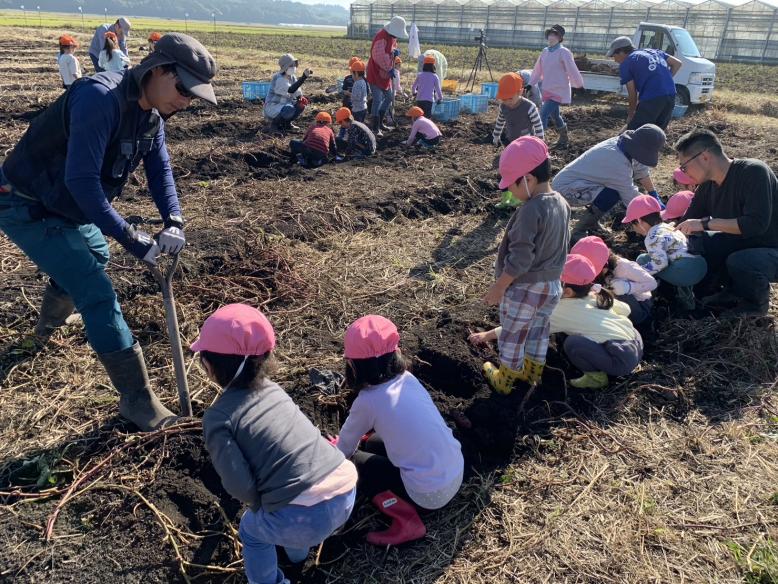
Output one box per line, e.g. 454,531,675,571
529,45,584,105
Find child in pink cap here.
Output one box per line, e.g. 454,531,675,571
548,254,643,388
623,194,707,311
334,314,463,547
661,190,695,223
193,304,357,584
571,235,657,326
673,167,698,191
482,136,570,393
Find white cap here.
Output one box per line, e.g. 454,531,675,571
117,16,131,36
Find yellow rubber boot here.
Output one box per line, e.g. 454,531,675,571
483,362,524,395
523,357,546,385
569,371,608,389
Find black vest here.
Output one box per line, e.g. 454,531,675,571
3,70,161,224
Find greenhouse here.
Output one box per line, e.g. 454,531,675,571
348,0,778,62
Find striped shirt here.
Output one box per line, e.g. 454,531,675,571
303,124,336,155
493,98,544,144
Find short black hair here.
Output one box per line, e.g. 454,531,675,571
529,158,552,183
634,211,663,226
565,283,615,310
674,128,724,157
422,63,436,73
199,351,276,389
345,351,407,391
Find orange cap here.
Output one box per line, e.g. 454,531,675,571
104,31,118,43
394,56,402,64
351,60,366,72
348,56,360,68
59,35,78,47
316,111,332,124
423,55,436,65
407,106,424,118
148,32,162,42
335,107,352,124
496,72,524,100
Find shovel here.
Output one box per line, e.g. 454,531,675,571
149,253,192,417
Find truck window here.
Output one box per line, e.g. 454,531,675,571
670,28,702,58
661,33,675,56
639,30,658,50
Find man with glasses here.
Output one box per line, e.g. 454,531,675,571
675,129,778,316
0,34,218,430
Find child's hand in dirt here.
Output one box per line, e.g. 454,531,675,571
468,330,491,346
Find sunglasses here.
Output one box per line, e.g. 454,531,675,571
679,149,706,173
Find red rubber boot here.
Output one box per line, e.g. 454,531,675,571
366,490,426,546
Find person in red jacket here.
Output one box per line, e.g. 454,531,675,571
290,111,337,167
366,16,407,136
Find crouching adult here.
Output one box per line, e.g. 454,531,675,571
264,53,312,133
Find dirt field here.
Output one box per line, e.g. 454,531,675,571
1,26,777,584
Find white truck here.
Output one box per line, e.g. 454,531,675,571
580,22,716,105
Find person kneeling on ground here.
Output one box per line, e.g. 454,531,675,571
405,106,441,149
332,315,464,546
290,112,337,168
335,107,376,159
553,124,666,242
493,72,544,148
551,254,644,388
264,53,313,133
481,137,570,393
571,236,657,327
624,195,707,311
195,304,357,584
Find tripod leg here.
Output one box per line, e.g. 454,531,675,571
483,48,494,82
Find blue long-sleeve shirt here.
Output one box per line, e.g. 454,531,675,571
63,78,180,244
89,24,128,59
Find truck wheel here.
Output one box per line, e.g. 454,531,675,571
675,86,691,106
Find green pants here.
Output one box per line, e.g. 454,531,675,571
0,194,133,353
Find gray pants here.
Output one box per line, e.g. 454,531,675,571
628,95,675,131
564,335,643,376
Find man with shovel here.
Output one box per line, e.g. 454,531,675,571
0,33,218,431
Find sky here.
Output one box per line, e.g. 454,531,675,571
296,0,352,8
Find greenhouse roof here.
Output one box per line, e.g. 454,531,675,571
352,0,778,7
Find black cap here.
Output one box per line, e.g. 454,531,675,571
545,24,565,39
133,33,218,104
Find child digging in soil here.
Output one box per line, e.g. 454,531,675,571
549,254,644,388
571,236,657,327
57,35,81,89
290,112,338,168
661,190,695,224
194,304,357,584
481,137,570,393
623,194,707,311
333,315,464,546
405,106,442,149
335,107,376,158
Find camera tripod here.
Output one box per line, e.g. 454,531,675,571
464,29,494,93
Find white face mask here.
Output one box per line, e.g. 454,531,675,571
287,66,297,76
547,34,560,47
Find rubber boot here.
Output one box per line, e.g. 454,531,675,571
483,362,525,395
570,205,605,243
366,491,426,546
33,281,76,339
701,288,740,308
495,190,523,210
551,125,569,150
370,116,384,137
675,286,697,312
522,356,546,385
570,371,609,389
97,342,178,431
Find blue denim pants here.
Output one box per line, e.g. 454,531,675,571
0,193,133,353
637,254,707,287
369,84,392,119
239,488,356,584
278,103,302,122
540,99,565,130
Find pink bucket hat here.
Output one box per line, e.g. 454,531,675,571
498,136,549,190
673,167,696,186
622,194,663,224
344,315,400,360
661,190,694,221
570,236,609,273
190,303,276,356
562,254,597,286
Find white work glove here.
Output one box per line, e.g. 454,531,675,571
610,279,632,297
157,226,186,254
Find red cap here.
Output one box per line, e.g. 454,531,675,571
344,315,400,360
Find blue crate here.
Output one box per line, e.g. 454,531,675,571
432,98,461,122
460,93,489,114
242,81,271,101
672,104,688,119
480,82,499,99
337,77,344,91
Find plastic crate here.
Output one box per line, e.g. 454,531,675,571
432,98,461,122
480,82,499,99
242,81,271,101
460,93,489,114
672,104,688,119
442,79,458,93
337,77,344,91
